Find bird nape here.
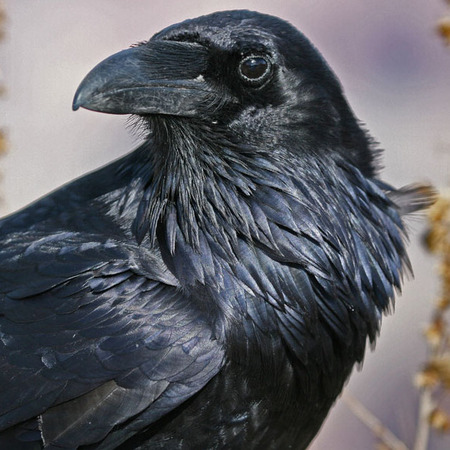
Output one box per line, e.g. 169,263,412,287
0,9,433,450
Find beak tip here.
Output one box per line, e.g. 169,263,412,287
72,90,83,111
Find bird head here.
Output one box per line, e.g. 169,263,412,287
73,10,375,176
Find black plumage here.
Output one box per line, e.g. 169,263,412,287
0,10,432,449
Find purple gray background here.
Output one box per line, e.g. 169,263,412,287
1,1,450,449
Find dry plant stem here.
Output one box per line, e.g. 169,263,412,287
413,388,434,450
342,393,409,450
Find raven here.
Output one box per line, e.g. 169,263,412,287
0,9,432,450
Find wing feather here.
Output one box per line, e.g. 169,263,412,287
0,230,224,448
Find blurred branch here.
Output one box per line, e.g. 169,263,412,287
437,17,450,45
412,192,450,448
413,388,434,450
343,393,409,450
437,0,450,45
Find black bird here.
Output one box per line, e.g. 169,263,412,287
0,10,432,450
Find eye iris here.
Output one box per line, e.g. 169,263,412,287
240,56,269,81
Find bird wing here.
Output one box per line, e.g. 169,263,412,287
0,228,224,448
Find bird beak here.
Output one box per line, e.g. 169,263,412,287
72,41,211,116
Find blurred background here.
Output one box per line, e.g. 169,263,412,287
1,0,449,448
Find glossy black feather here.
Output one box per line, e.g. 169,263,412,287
0,9,433,450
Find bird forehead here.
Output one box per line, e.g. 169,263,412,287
152,10,291,53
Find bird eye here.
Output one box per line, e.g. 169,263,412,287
238,55,271,84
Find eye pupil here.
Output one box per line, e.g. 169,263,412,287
239,56,270,82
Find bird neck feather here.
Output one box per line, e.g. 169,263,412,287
132,117,279,251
